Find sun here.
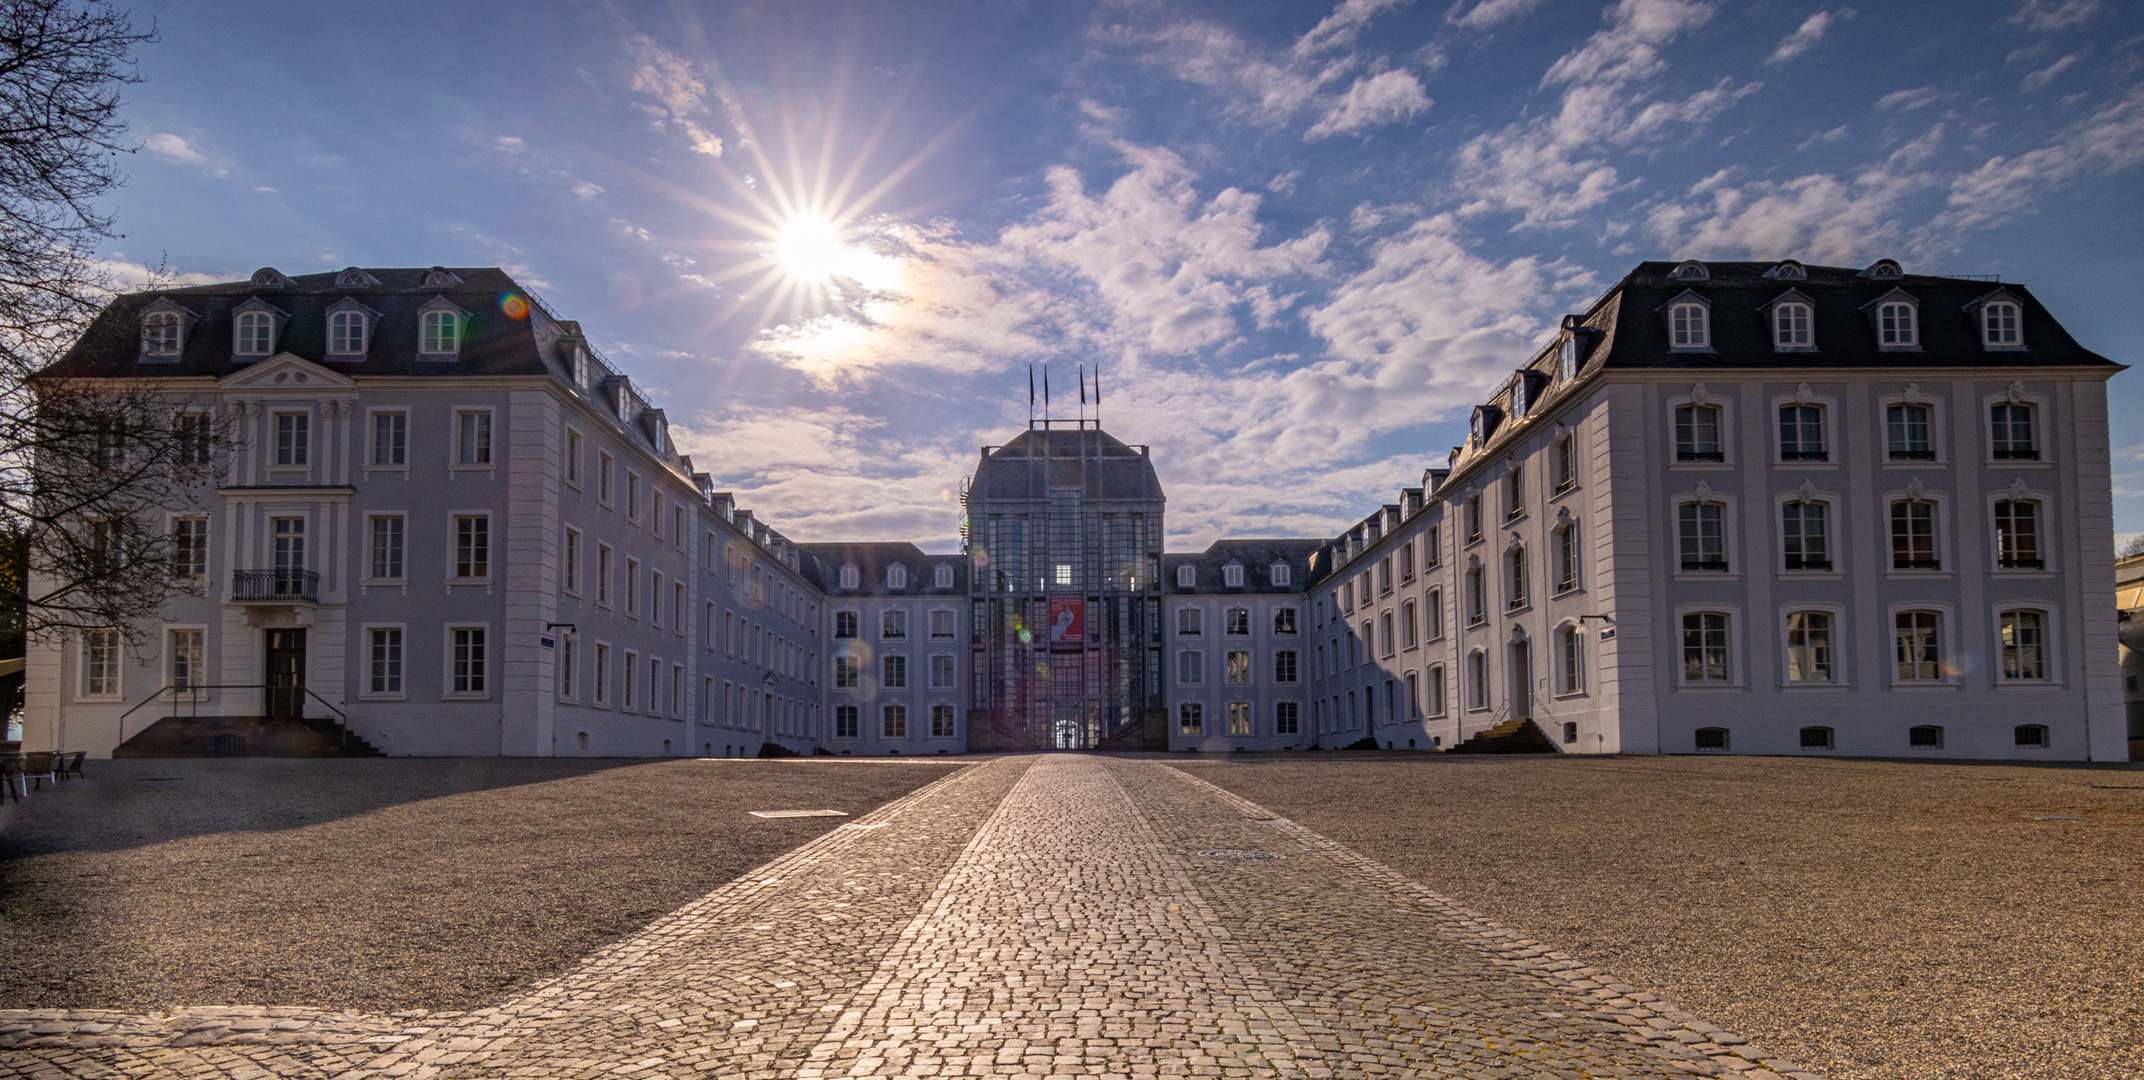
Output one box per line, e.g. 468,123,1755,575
775,213,847,285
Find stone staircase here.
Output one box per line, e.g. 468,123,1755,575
114,714,385,758
1447,717,1559,754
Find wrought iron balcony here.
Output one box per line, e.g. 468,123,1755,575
232,569,319,602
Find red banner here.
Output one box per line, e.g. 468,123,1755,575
1048,598,1084,645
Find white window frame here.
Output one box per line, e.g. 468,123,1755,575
1884,490,1949,575
327,308,369,356
1667,299,1710,350
1981,300,2023,349
1465,650,1490,712
449,511,492,582
165,625,208,694
366,408,409,469
1673,494,1736,577
420,308,461,356
1878,395,1943,465
169,514,209,581
366,513,407,583
564,427,583,488
1176,563,1196,588
360,623,408,701
452,408,495,468
76,628,122,700
1554,620,1586,697
271,410,312,468
1667,393,1732,467
1779,603,1846,688
561,526,581,594
1983,392,2049,465
1771,395,1834,465
1772,301,1813,350
1875,297,1919,350
1773,491,1838,575
1887,603,1956,688
1178,649,1204,686
444,623,492,700
1673,604,1743,689
234,309,276,356
1994,602,2059,685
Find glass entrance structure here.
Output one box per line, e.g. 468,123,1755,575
964,421,1165,750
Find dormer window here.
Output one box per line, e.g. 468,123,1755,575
1773,302,1812,349
1671,260,1709,281
1558,337,1577,382
1863,259,1902,280
249,267,292,289
1223,563,1245,588
141,311,182,356
1176,564,1196,588
1270,562,1291,587
888,564,908,590
235,311,273,355
1880,302,1916,347
1984,301,2021,347
839,564,860,590
1469,412,1484,446
422,310,458,354
1509,375,1529,420
934,564,954,589
422,267,463,288
1669,302,1709,349
1765,260,1806,280
334,267,378,288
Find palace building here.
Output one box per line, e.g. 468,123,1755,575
21,258,2128,760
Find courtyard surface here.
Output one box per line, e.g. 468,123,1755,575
0,753,2134,1079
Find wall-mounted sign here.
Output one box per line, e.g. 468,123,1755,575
1049,598,1084,645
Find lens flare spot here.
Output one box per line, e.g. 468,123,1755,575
1943,653,1977,677
499,293,528,319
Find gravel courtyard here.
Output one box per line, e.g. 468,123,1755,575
0,757,961,1013
1178,752,2144,1080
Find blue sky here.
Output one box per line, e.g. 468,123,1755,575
105,0,2144,550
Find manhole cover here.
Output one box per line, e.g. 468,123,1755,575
749,809,849,819
1198,849,1284,862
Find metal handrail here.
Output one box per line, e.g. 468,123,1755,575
119,683,347,724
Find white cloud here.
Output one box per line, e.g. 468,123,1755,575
1452,0,1750,227
1878,86,1943,110
2021,53,2081,91
144,133,204,163
624,35,740,156
2011,0,2102,32
1767,9,1851,67
1446,0,1549,31
1644,125,1945,262
1294,0,1412,57
1935,82,2144,233
1305,70,1433,139
95,258,225,291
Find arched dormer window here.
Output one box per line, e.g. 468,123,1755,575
1862,259,1902,280
1662,292,1710,350
1223,562,1245,588
1558,337,1578,382
235,311,273,355
324,298,379,359
249,267,292,290
1671,260,1709,281
1764,259,1806,280
1869,291,1919,350
1176,563,1196,588
421,267,464,288
839,564,860,590
1509,373,1529,420
137,298,197,361
1982,299,2022,348
1764,290,1814,351
887,564,908,590
422,310,457,353
334,267,379,288
934,564,954,589
1270,562,1291,587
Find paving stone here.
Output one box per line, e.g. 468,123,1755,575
0,757,1824,1080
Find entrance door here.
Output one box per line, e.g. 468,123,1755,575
1509,639,1533,721
266,629,307,718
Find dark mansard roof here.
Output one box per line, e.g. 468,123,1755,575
41,266,560,379
1163,539,1325,595
971,426,1165,503
797,542,969,597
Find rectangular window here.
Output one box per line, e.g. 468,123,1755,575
1178,608,1202,636
452,627,487,694
625,558,639,614
1675,405,1722,461
1682,612,1730,683
561,637,576,700
882,705,907,739
1226,650,1250,684
622,650,637,708
1887,404,1934,460
596,544,612,605
271,516,305,579
1178,702,1203,735
1506,463,1525,519
1427,666,1446,717
1227,702,1252,736
1274,650,1297,683
369,515,405,580
883,610,907,639
371,412,406,466
1991,403,2038,460
1555,433,1577,491
626,473,641,520
81,629,120,697
1404,671,1419,716
1468,652,1488,710
1774,303,1810,347
835,705,859,739
1778,404,1826,461
168,628,204,690
1506,548,1528,609
1890,500,1938,570
1895,611,1942,681
1466,569,1485,625
369,628,403,694
1225,607,1250,636
1782,501,1829,570
1785,611,1833,683
930,609,955,639
932,704,956,738
650,572,665,626
1559,626,1584,694
594,644,609,705
1377,558,1393,595
1465,496,1483,542
931,653,955,689
454,515,489,578
171,517,208,580
456,411,492,465
1273,607,1297,635
1178,650,1204,685
1678,503,1727,571
1424,526,1441,568
1880,303,1916,346
275,413,310,466
2000,610,2046,680
598,451,614,503
1995,500,2041,568
176,412,212,465
565,428,582,485
1275,701,1299,735
1400,601,1418,649
1555,525,1579,591
563,528,581,592
835,611,858,638
1426,589,1443,639
883,654,907,689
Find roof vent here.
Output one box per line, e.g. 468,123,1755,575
1763,260,1807,280
421,267,464,288
249,267,292,290
335,267,379,287
1671,260,1710,281
1861,259,1902,279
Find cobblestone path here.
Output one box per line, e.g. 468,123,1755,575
0,756,1825,1079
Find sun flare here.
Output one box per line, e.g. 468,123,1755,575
775,213,847,284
